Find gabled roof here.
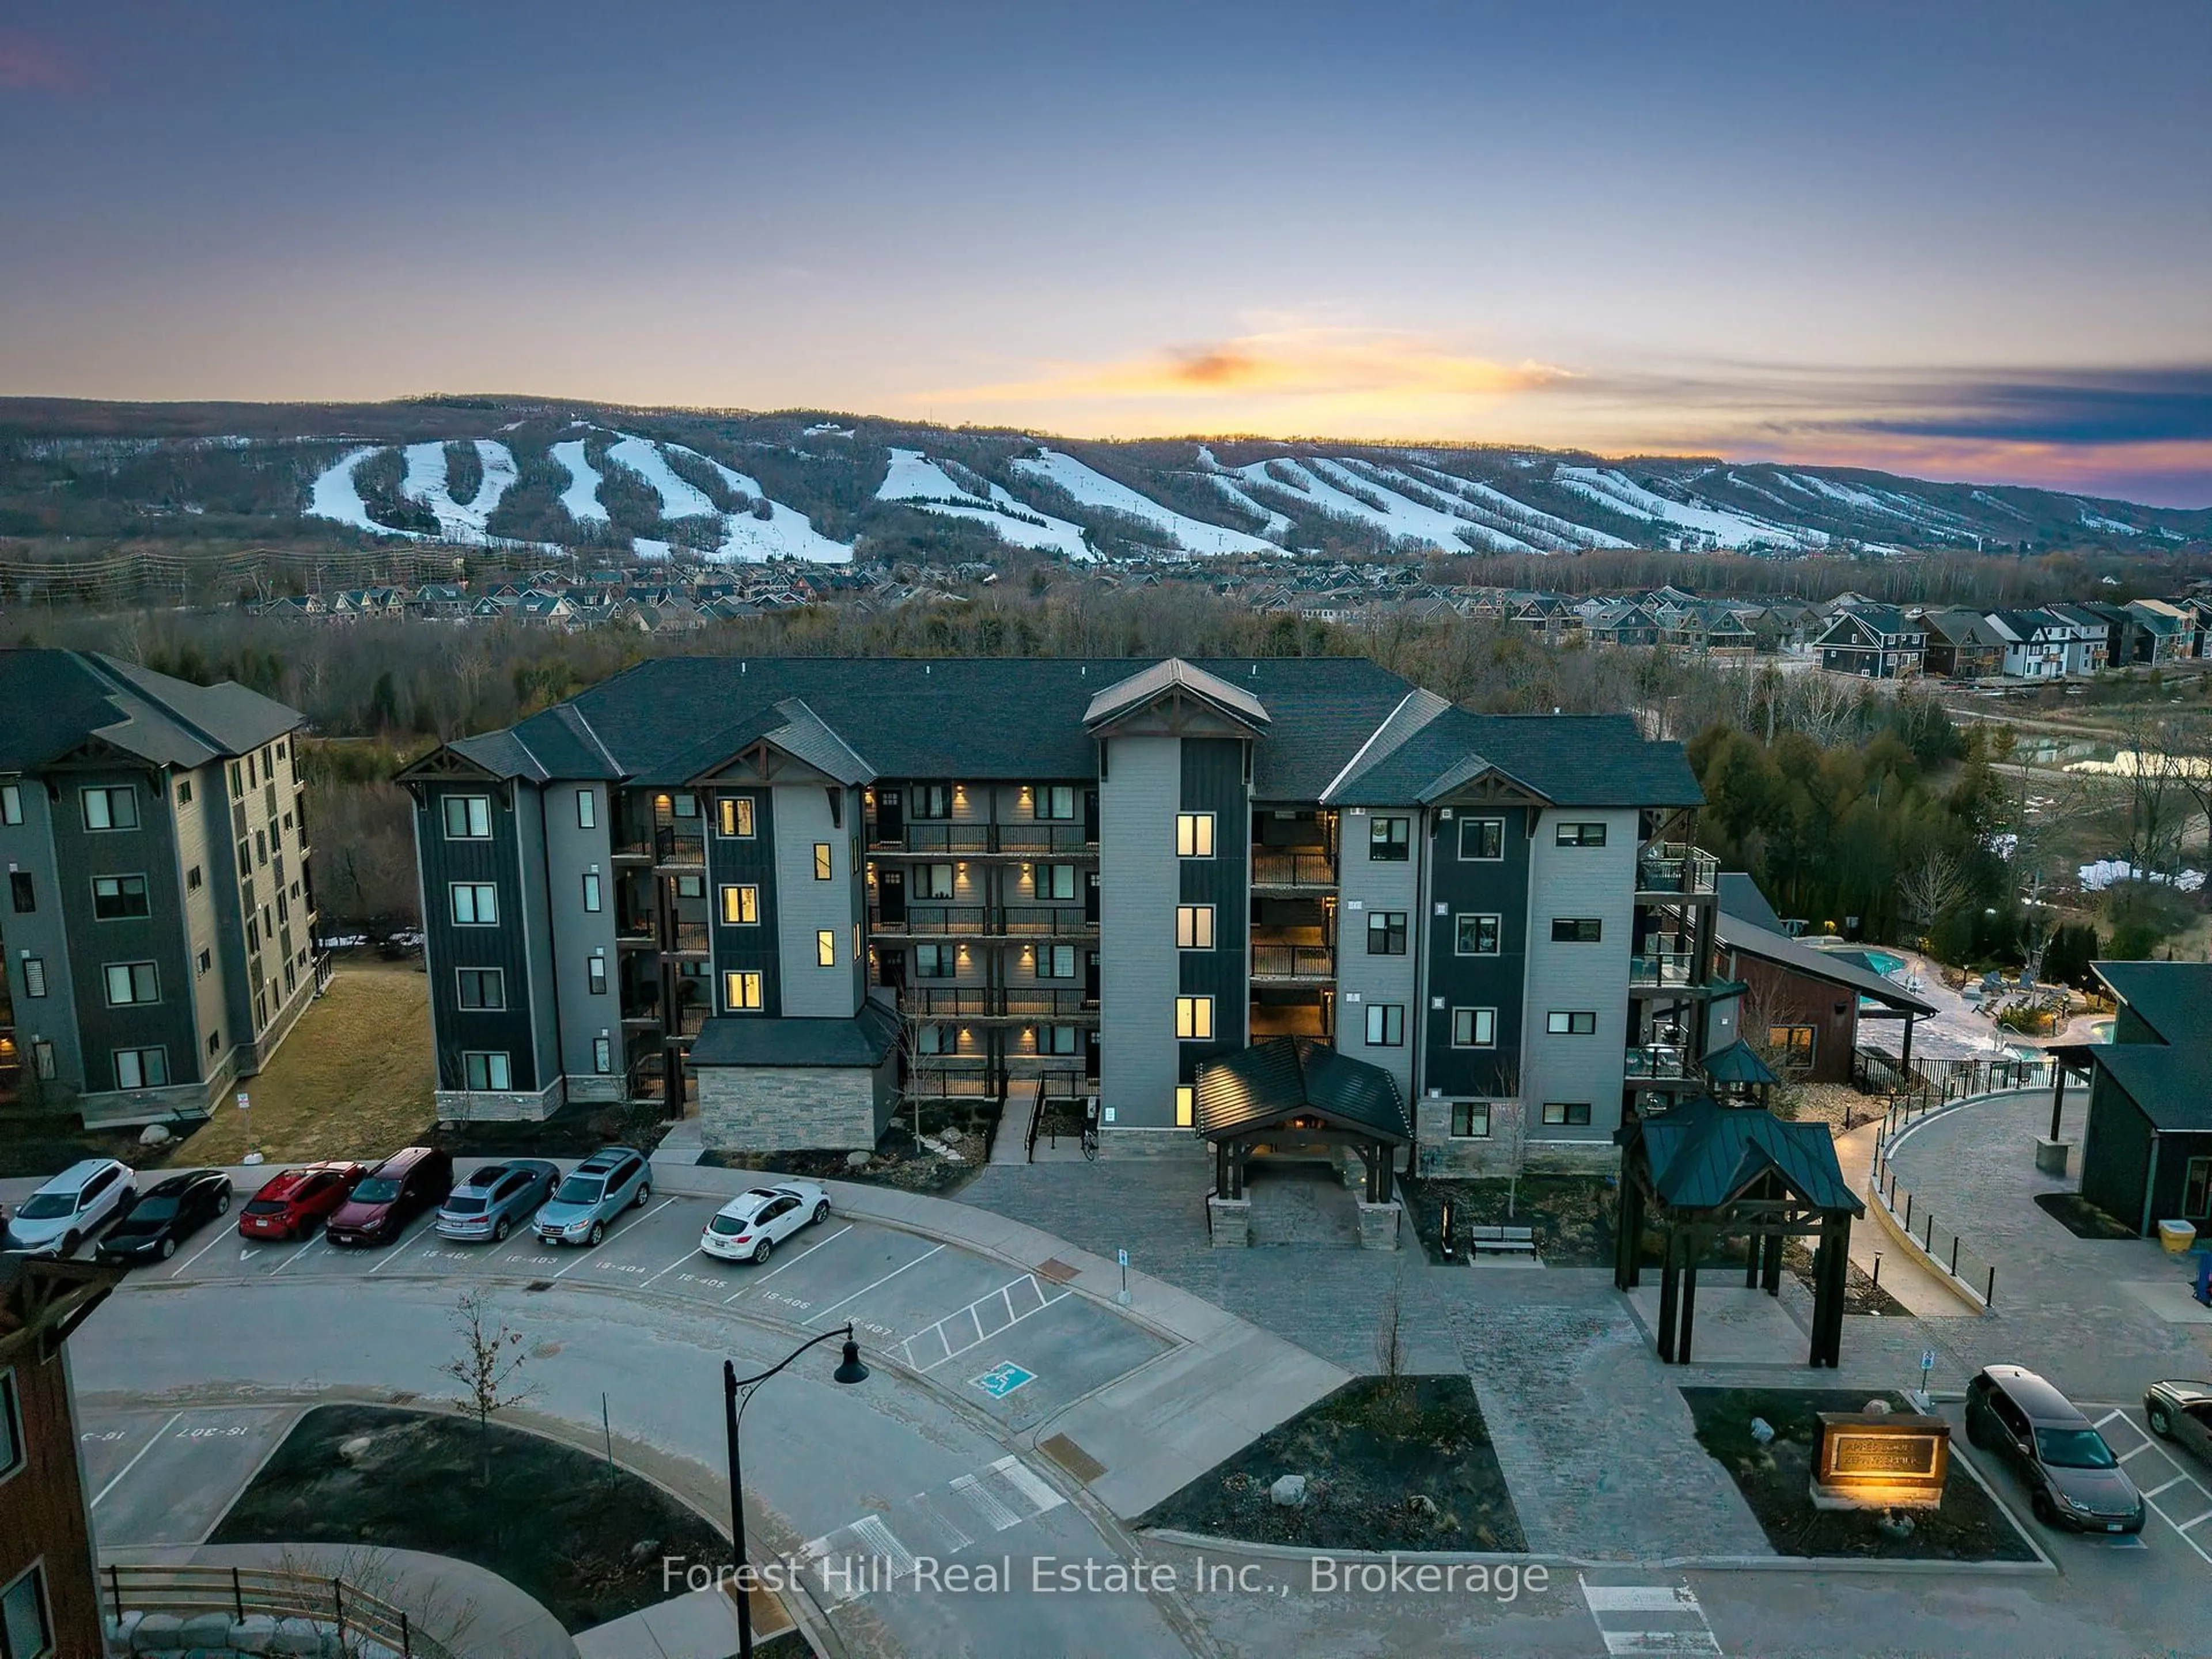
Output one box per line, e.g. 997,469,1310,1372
1920,609,2006,647
1192,1037,1410,1143
2086,963,2212,1132
0,650,296,774
1326,707,1702,809
1628,1096,1861,1214
1082,657,1270,734
690,999,903,1068
1703,1039,1782,1088
1714,907,1937,1016
1716,872,1785,933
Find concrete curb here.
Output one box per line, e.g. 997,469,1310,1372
1138,1528,2058,1575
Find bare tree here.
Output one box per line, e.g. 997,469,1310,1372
1896,848,1972,938
1737,973,1812,1120
437,1290,540,1486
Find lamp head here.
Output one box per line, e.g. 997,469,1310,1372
833,1339,869,1387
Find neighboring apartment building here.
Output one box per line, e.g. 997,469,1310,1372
0,652,320,1128
397,657,1707,1169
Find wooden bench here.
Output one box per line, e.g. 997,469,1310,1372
1468,1225,1537,1256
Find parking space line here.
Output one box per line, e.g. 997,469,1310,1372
2119,1443,2153,1462
168,1228,233,1279
903,1272,1071,1372
2088,1405,2212,1567
267,1235,325,1274
366,1219,438,1274
546,1197,681,1279
638,1248,701,1290
2145,1476,2188,1499
2177,1509,2212,1531
806,1244,944,1324
91,1413,181,1508
721,1224,853,1302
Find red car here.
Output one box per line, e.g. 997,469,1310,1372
238,1161,366,1241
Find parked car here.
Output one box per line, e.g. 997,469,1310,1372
2,1158,137,1257
533,1147,652,1247
2145,1380,2212,1468
326,1146,455,1247
238,1162,368,1241
435,1160,559,1244
96,1169,233,1264
699,1181,831,1264
1965,1363,2145,1532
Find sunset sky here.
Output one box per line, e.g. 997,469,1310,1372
2,1,2207,502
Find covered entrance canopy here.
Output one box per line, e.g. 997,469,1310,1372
1615,1096,1863,1367
1193,1038,1410,1204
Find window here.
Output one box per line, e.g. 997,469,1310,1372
593,1035,613,1074
0,1368,20,1480
196,948,211,976
1555,821,1608,847
1768,1024,1816,1068
255,828,268,866
724,970,764,1011
20,957,44,999
670,792,699,819
1175,1085,1195,1128
186,863,202,893
816,930,837,967
1551,918,1603,943
917,1023,953,1055
2,1560,52,1659
92,874,150,919
564,789,593,831
1364,1003,1405,1046
114,1047,168,1090
1451,1101,1493,1139
1452,1007,1496,1048
103,961,159,1005
6,874,28,914
1459,817,1503,860
1038,944,1077,979
176,777,194,806
247,917,260,953
229,761,244,799
0,783,19,825
1456,914,1501,955
1175,995,1215,1040
914,945,952,979
720,884,760,925
81,785,138,831
1541,1101,1593,1127
2186,1157,2212,1222
238,842,252,880
1175,812,1215,858
580,873,603,914
1176,904,1215,949
1366,910,1407,955
1036,863,1077,901
1034,785,1077,820
813,843,834,881
1547,1010,1598,1035
463,1051,513,1090
1040,1025,1080,1055
28,1041,54,1081
442,795,492,839
588,955,608,995
916,864,955,900
452,883,498,925
207,1029,221,1056
1369,816,1410,861
674,874,704,899
457,968,506,1010
911,785,952,820
717,796,756,838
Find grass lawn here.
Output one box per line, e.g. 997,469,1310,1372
1141,1376,1527,1552
1681,1387,2037,1561
163,965,434,1166
211,1404,730,1634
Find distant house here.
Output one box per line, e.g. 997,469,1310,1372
2126,600,2196,663
1813,605,1926,678
412,582,469,620
2042,604,2112,675
2078,962,2212,1236
1985,609,2071,680
1586,601,1662,649
1918,609,2006,679
254,593,325,620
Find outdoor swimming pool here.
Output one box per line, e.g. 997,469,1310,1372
1862,950,1907,976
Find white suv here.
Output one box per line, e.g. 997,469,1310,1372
3,1158,137,1257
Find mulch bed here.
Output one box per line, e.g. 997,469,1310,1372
1141,1376,1527,1552
702,1099,1000,1195
1403,1173,1620,1267
211,1404,729,1634
2034,1191,2141,1240
1680,1387,2037,1561
433,1102,673,1160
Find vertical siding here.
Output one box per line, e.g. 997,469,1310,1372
710,787,781,1016
542,782,619,1091
1177,737,1248,1077
0,778,84,1089
772,784,858,1018
1422,805,1530,1098
1520,807,1637,1138
415,782,536,1091
0,1345,103,1659
173,763,233,1084
1335,805,1421,1101
2078,1073,2153,1231
1099,736,1180,1127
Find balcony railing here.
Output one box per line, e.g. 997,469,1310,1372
870,905,989,936
1629,950,1696,987
1624,1043,1691,1080
665,921,709,955
1637,843,1718,895
999,906,1097,935
1251,944,1336,980
908,986,1094,1018
1251,851,1337,889
878,823,1093,855
611,834,654,860
654,827,706,867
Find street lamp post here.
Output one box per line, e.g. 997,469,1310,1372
724,1325,869,1659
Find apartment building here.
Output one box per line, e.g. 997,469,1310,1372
398,657,1709,1169
0,652,320,1127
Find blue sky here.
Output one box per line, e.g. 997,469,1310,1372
2,0,2207,502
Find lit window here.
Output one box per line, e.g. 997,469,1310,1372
103,961,159,1005
1175,995,1215,1040
817,930,836,967
457,968,506,1010
724,970,764,1011
113,1046,168,1089
1175,812,1215,858
720,885,759,925
451,883,499,925
1459,818,1503,860
718,796,756,838
1369,816,1410,861
1551,918,1603,943
580,873,602,914
463,1051,513,1090
1541,1101,1593,1127
1452,1007,1496,1048
81,785,139,831
1451,1102,1492,1139
441,795,492,839
92,874,150,919
1555,821,1607,847
814,843,834,881
1456,914,1501,955
1547,1010,1597,1035
1364,1003,1405,1047
1175,1085,1195,1128
1176,904,1215,949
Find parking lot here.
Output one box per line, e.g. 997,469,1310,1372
82,1404,303,1548
126,1185,1169,1430
2093,1403,2212,1567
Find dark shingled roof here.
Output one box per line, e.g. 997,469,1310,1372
0,650,296,773
1629,1096,1861,1214
1191,1037,1411,1143
1717,872,1785,934
1714,912,1937,1017
2088,962,2212,1132
1325,707,1702,808
689,999,902,1069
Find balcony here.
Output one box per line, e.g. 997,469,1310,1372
615,909,656,950
611,834,654,863
1624,1043,1692,1081
870,904,990,938
654,827,706,870
664,921,709,956
998,906,1096,937
1251,944,1336,982
907,986,1094,1020
877,823,1093,857
1637,843,1718,896
1251,850,1337,891
1629,950,1696,988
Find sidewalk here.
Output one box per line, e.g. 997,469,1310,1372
1831,1120,1972,1320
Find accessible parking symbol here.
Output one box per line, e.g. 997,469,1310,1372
970,1361,1036,1400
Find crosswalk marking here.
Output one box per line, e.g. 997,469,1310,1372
991,1453,1066,1514
1582,1579,1722,1657
911,1491,972,1551
794,1453,1066,1606
1581,1587,1699,1613
950,1471,1024,1531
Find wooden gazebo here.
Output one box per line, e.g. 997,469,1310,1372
1614,1094,1863,1367
1192,1037,1410,1203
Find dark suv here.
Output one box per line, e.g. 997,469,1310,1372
326,1146,454,1247
1965,1364,2145,1533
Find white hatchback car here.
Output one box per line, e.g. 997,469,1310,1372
3,1158,137,1257
699,1181,831,1264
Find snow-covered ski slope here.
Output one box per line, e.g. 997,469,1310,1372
1010,449,1279,556
876,448,1094,559
400,440,517,541
1555,467,1825,551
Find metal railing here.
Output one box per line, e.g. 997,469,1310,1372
1251,944,1336,980
1869,1137,1998,1310
1629,949,1695,987
999,906,1097,935
1637,843,1719,895
884,823,1093,855
1624,1043,1690,1080
872,904,989,935
653,827,705,866
1858,1048,2060,1124
103,1563,457,1659
1251,850,1337,888
908,986,1093,1018
665,921,709,954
